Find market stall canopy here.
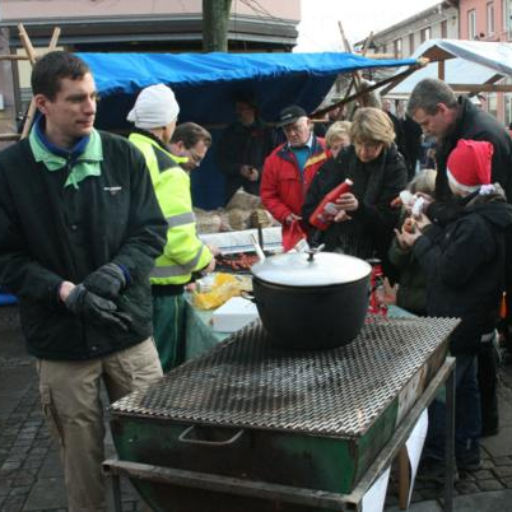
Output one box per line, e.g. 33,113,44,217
382,39,512,98
77,51,417,129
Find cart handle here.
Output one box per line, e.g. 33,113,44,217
178,425,245,447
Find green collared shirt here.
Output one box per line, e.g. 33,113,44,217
29,126,103,189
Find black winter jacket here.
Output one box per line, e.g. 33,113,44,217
413,187,512,355
434,96,512,204
302,144,407,275
0,131,167,360
216,119,276,202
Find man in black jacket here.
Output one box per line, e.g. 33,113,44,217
408,78,512,437
0,52,167,511
216,94,276,203
407,78,512,204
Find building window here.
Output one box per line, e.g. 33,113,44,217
420,27,431,43
409,33,415,53
487,2,495,35
441,20,448,38
394,38,402,58
468,9,477,39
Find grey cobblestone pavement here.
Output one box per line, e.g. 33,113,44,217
1,304,512,511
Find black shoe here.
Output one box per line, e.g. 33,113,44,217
417,457,459,484
456,458,482,472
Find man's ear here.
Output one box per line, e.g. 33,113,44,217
436,102,449,115
34,94,50,115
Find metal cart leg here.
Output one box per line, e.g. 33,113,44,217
109,472,123,512
443,363,456,512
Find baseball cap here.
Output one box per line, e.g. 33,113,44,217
277,105,308,127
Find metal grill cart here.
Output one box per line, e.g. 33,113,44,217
104,316,458,512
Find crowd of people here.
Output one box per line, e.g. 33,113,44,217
1,50,512,509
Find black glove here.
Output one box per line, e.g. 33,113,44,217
83,263,126,300
64,284,133,332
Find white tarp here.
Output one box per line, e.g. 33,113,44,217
385,39,512,97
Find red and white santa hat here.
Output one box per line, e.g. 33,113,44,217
446,139,493,193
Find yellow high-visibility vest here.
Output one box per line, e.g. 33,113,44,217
129,132,212,286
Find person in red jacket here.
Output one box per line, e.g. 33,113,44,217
260,105,328,248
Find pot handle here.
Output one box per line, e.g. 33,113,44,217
178,425,245,447
240,290,257,303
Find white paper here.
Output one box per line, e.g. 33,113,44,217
362,466,391,512
405,409,429,505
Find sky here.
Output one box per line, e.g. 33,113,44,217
295,0,443,51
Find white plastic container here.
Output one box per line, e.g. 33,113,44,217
211,297,259,332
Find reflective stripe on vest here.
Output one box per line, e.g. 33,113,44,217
166,211,196,228
150,246,204,278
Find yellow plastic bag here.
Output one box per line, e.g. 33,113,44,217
193,273,244,310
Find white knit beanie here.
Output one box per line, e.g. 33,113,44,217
127,83,180,129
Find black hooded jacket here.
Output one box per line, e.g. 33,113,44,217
413,186,512,355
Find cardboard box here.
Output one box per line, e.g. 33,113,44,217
212,297,259,332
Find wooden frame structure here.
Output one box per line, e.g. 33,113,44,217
0,24,60,142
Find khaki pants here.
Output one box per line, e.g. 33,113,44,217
37,338,163,512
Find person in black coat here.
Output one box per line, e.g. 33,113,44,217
399,139,512,471
408,79,512,435
302,107,407,277
216,95,276,203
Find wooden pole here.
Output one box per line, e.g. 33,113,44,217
0,55,29,61
438,59,445,81
19,25,61,139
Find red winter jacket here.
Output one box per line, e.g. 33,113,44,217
261,136,328,239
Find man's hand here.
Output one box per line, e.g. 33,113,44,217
285,213,302,225
64,283,133,331
83,263,126,300
247,168,259,182
207,244,220,257
395,227,422,249
240,165,259,182
414,212,432,231
59,281,76,302
205,257,216,273
335,193,359,212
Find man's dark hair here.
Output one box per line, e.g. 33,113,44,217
407,78,458,117
31,51,91,100
171,122,212,148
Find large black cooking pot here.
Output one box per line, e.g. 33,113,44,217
250,250,371,349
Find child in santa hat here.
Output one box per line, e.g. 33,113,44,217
399,139,512,476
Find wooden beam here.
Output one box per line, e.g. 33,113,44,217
0,55,29,61
313,60,427,117
19,25,61,139
450,83,512,92
380,57,429,96
0,133,21,142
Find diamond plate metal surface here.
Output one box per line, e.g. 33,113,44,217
112,316,458,437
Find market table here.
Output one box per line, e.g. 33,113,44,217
104,312,456,512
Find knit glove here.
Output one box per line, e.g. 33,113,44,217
83,263,127,300
64,284,133,332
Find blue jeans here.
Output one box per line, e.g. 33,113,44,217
425,354,481,465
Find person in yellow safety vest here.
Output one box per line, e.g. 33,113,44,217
127,83,215,371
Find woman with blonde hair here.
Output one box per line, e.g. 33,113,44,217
325,120,352,158
303,107,407,273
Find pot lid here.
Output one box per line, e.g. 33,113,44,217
251,251,371,287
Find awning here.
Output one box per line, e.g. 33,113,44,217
382,39,512,97
78,51,417,128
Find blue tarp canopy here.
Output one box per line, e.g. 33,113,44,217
78,52,417,128
77,51,417,208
